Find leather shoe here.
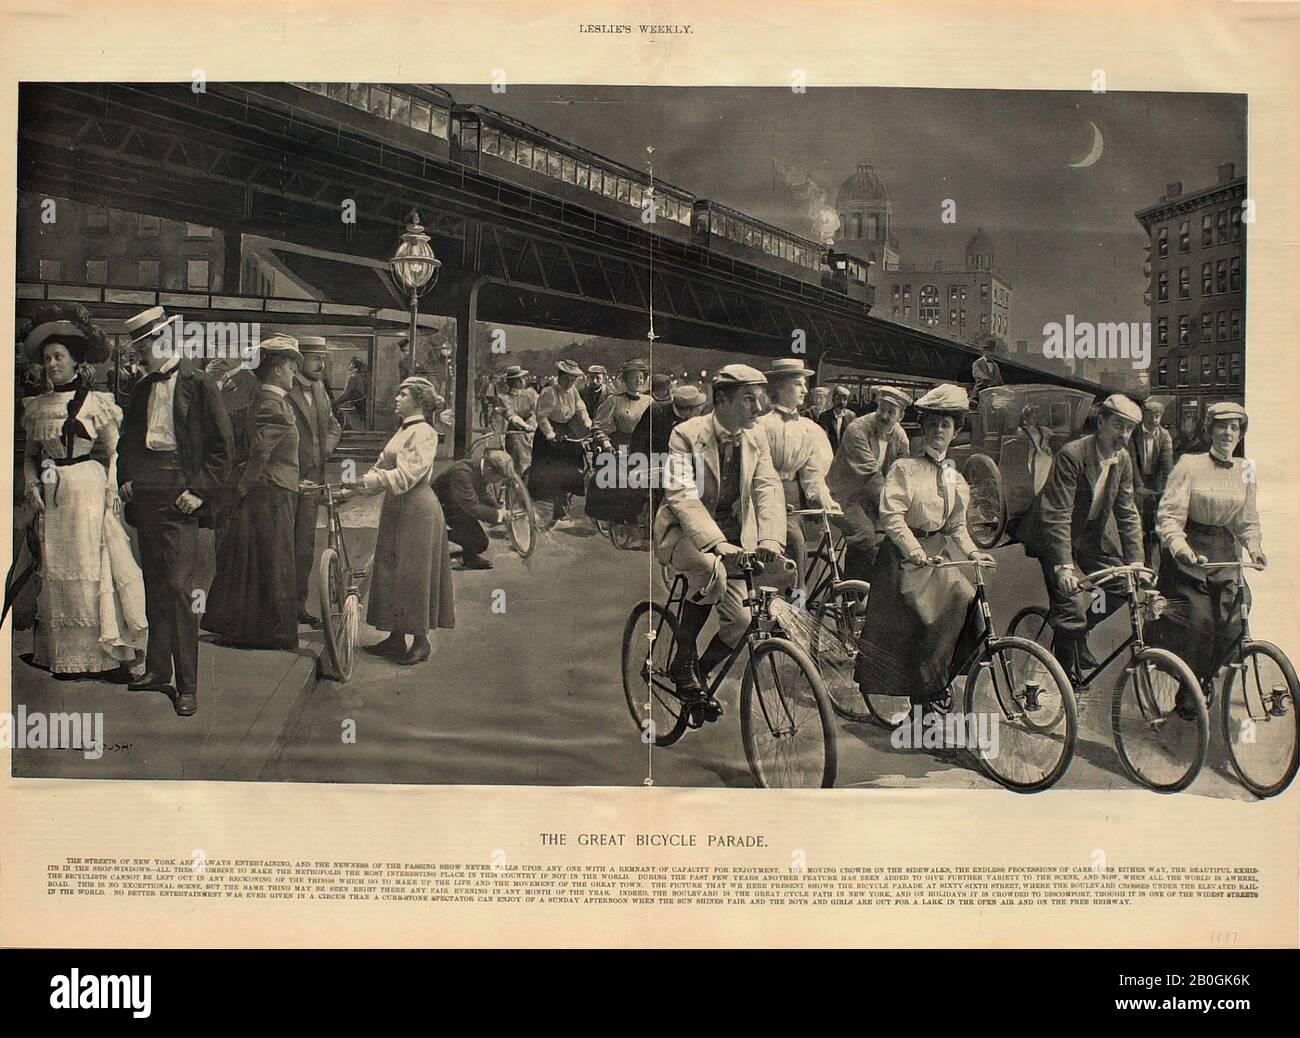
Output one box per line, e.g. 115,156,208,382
668,651,704,695
128,671,173,692
174,691,197,717
362,636,407,657
460,554,494,570
398,640,431,666
298,611,320,626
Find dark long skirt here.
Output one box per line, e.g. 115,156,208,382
854,531,984,703
527,419,586,503
584,446,648,523
367,481,455,634
1147,520,1247,681
203,483,298,650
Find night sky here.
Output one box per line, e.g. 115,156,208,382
448,85,1245,352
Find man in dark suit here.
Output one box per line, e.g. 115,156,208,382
1017,394,1146,682
1128,398,1175,568
817,384,857,451
116,306,233,716
433,451,514,569
287,337,343,623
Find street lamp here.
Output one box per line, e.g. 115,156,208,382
389,210,442,375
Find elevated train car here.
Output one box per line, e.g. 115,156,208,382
279,82,457,160
691,198,827,287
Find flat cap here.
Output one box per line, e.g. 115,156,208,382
711,363,768,388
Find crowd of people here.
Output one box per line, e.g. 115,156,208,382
15,305,1262,725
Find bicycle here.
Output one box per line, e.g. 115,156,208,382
863,557,1079,793
791,507,874,723
1197,561,1297,798
300,481,364,682
1007,564,1207,793
620,551,838,788
467,430,538,559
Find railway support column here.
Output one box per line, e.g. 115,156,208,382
452,275,487,458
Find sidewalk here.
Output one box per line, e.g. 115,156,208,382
9,471,379,782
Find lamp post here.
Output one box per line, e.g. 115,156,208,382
389,210,442,376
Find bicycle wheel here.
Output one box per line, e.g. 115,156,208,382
503,479,536,558
621,602,689,747
1111,647,1207,793
318,547,359,682
962,454,1006,549
740,637,838,788
809,581,872,722
1222,640,1300,798
1003,607,1066,732
964,637,1077,792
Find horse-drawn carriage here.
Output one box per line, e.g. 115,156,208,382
948,384,1097,548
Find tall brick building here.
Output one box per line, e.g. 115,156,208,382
1135,162,1245,429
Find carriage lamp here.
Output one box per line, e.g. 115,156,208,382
389,210,442,374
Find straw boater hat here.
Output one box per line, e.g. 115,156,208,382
764,358,815,379
123,305,179,348
875,385,911,411
22,302,111,364
913,384,970,417
255,334,304,370
586,364,607,375
297,335,331,354
556,359,583,377
711,363,768,388
1098,393,1142,424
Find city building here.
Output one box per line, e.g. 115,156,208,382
832,163,1011,350
1135,162,1245,429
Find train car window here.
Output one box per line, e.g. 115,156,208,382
617,178,631,203
430,108,449,139
630,183,643,207
462,121,479,151
561,157,576,183
368,86,391,119
328,83,349,103
410,99,432,133
533,145,549,171
482,127,500,155
576,162,589,189
498,135,515,162
546,151,562,178
603,172,618,198
514,140,531,167
347,83,367,110
390,91,410,126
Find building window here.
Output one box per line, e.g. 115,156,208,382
1202,213,1214,247
892,284,900,299
138,214,160,237
1217,354,1228,386
1217,311,1228,340
1230,310,1241,340
1157,226,1168,257
1157,271,1169,302
137,260,160,287
1178,357,1189,386
1217,209,1229,244
979,314,987,329
903,305,911,318
1230,352,1242,386
1201,313,1213,343
1201,262,1213,295
1201,356,1213,385
950,309,958,326
1179,220,1189,252
38,259,63,281
1178,266,1190,299
85,260,108,284
186,259,210,290
1231,207,1242,241
961,287,967,302
919,285,940,324
892,306,899,317
980,284,988,301
1178,316,1190,345
903,285,911,300
1156,359,1168,387
1229,256,1241,292
185,222,214,239
86,208,109,232
1157,317,1168,346
1216,259,1228,293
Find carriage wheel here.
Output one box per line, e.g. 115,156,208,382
962,454,1007,549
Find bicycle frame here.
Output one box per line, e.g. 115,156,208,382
1199,561,1270,714
1067,567,1154,690
793,508,846,603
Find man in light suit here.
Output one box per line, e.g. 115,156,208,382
287,336,343,623
824,385,911,581
653,365,786,707
1128,397,1175,569
1017,394,1147,682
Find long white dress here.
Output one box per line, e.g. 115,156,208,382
22,390,148,674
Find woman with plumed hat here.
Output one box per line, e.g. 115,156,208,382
338,376,455,666
201,337,303,650
19,303,148,678
528,358,592,525
854,384,998,716
1148,401,1266,686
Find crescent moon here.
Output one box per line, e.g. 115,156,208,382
1070,120,1104,169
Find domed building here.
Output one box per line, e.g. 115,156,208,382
833,162,900,272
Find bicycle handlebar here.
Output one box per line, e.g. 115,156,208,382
1198,560,1265,571
1076,564,1155,590
789,507,843,518
928,557,997,570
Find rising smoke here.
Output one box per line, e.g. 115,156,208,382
772,158,841,244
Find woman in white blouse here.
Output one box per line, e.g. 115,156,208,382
1149,401,1265,684
338,377,455,666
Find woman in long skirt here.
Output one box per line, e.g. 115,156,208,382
202,338,303,650
855,384,998,712
340,376,455,666
527,359,591,524
20,304,147,678
1149,401,1265,686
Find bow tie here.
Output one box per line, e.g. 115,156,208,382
1208,451,1234,469
140,367,177,386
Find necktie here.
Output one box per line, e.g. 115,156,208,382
1208,450,1234,469
720,435,736,468
1087,455,1119,522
